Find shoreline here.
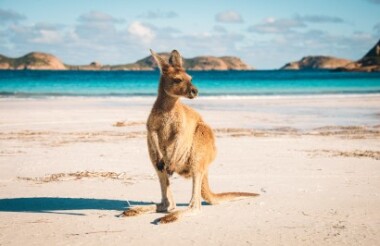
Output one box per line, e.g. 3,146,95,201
2,92,380,99
1,95,379,130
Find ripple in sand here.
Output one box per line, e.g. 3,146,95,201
17,171,134,184
306,149,380,160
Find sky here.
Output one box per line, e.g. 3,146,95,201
0,0,379,69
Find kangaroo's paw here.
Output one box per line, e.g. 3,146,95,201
165,163,175,176
156,160,165,172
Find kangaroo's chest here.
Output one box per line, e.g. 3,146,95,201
156,111,185,144
152,110,195,162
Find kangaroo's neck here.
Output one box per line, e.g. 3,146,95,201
153,80,180,111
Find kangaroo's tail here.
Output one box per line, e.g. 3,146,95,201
201,172,259,205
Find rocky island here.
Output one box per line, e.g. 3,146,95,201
0,52,66,70
280,39,380,72
280,56,353,70
0,52,252,71
337,39,380,72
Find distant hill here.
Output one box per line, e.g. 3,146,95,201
0,52,252,71
184,56,250,70
280,56,353,70
103,53,252,71
338,39,380,72
280,39,380,72
0,52,66,70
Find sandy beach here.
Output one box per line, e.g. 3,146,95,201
0,95,379,245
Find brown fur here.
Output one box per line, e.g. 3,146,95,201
122,49,259,223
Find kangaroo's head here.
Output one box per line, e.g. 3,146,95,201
150,49,198,99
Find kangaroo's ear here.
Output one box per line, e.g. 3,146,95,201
169,50,183,68
150,49,168,74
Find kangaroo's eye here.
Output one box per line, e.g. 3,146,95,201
173,78,182,83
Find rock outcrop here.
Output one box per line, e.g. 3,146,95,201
337,39,380,72
280,39,380,72
0,52,66,70
280,56,353,70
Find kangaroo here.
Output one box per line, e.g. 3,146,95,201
122,49,259,224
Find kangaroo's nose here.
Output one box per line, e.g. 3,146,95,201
190,87,198,97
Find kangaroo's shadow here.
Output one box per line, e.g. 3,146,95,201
0,197,204,216
0,197,155,216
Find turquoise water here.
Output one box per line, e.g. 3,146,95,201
0,70,380,97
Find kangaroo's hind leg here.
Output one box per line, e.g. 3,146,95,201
122,132,176,217
155,165,176,212
122,166,175,217
156,123,215,223
156,170,204,224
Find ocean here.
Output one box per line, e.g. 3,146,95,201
1,70,380,98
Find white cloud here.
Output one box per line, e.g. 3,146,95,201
128,21,155,44
139,10,178,19
248,14,346,34
31,30,62,44
213,25,227,33
74,11,121,42
248,17,305,34
78,11,124,23
0,8,26,23
215,11,243,23
7,22,64,45
295,14,345,23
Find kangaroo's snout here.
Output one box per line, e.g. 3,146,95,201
189,86,198,99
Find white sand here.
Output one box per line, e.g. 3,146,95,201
0,96,379,245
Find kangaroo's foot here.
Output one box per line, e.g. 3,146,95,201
120,205,156,217
121,200,176,217
155,211,180,224
155,206,201,224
